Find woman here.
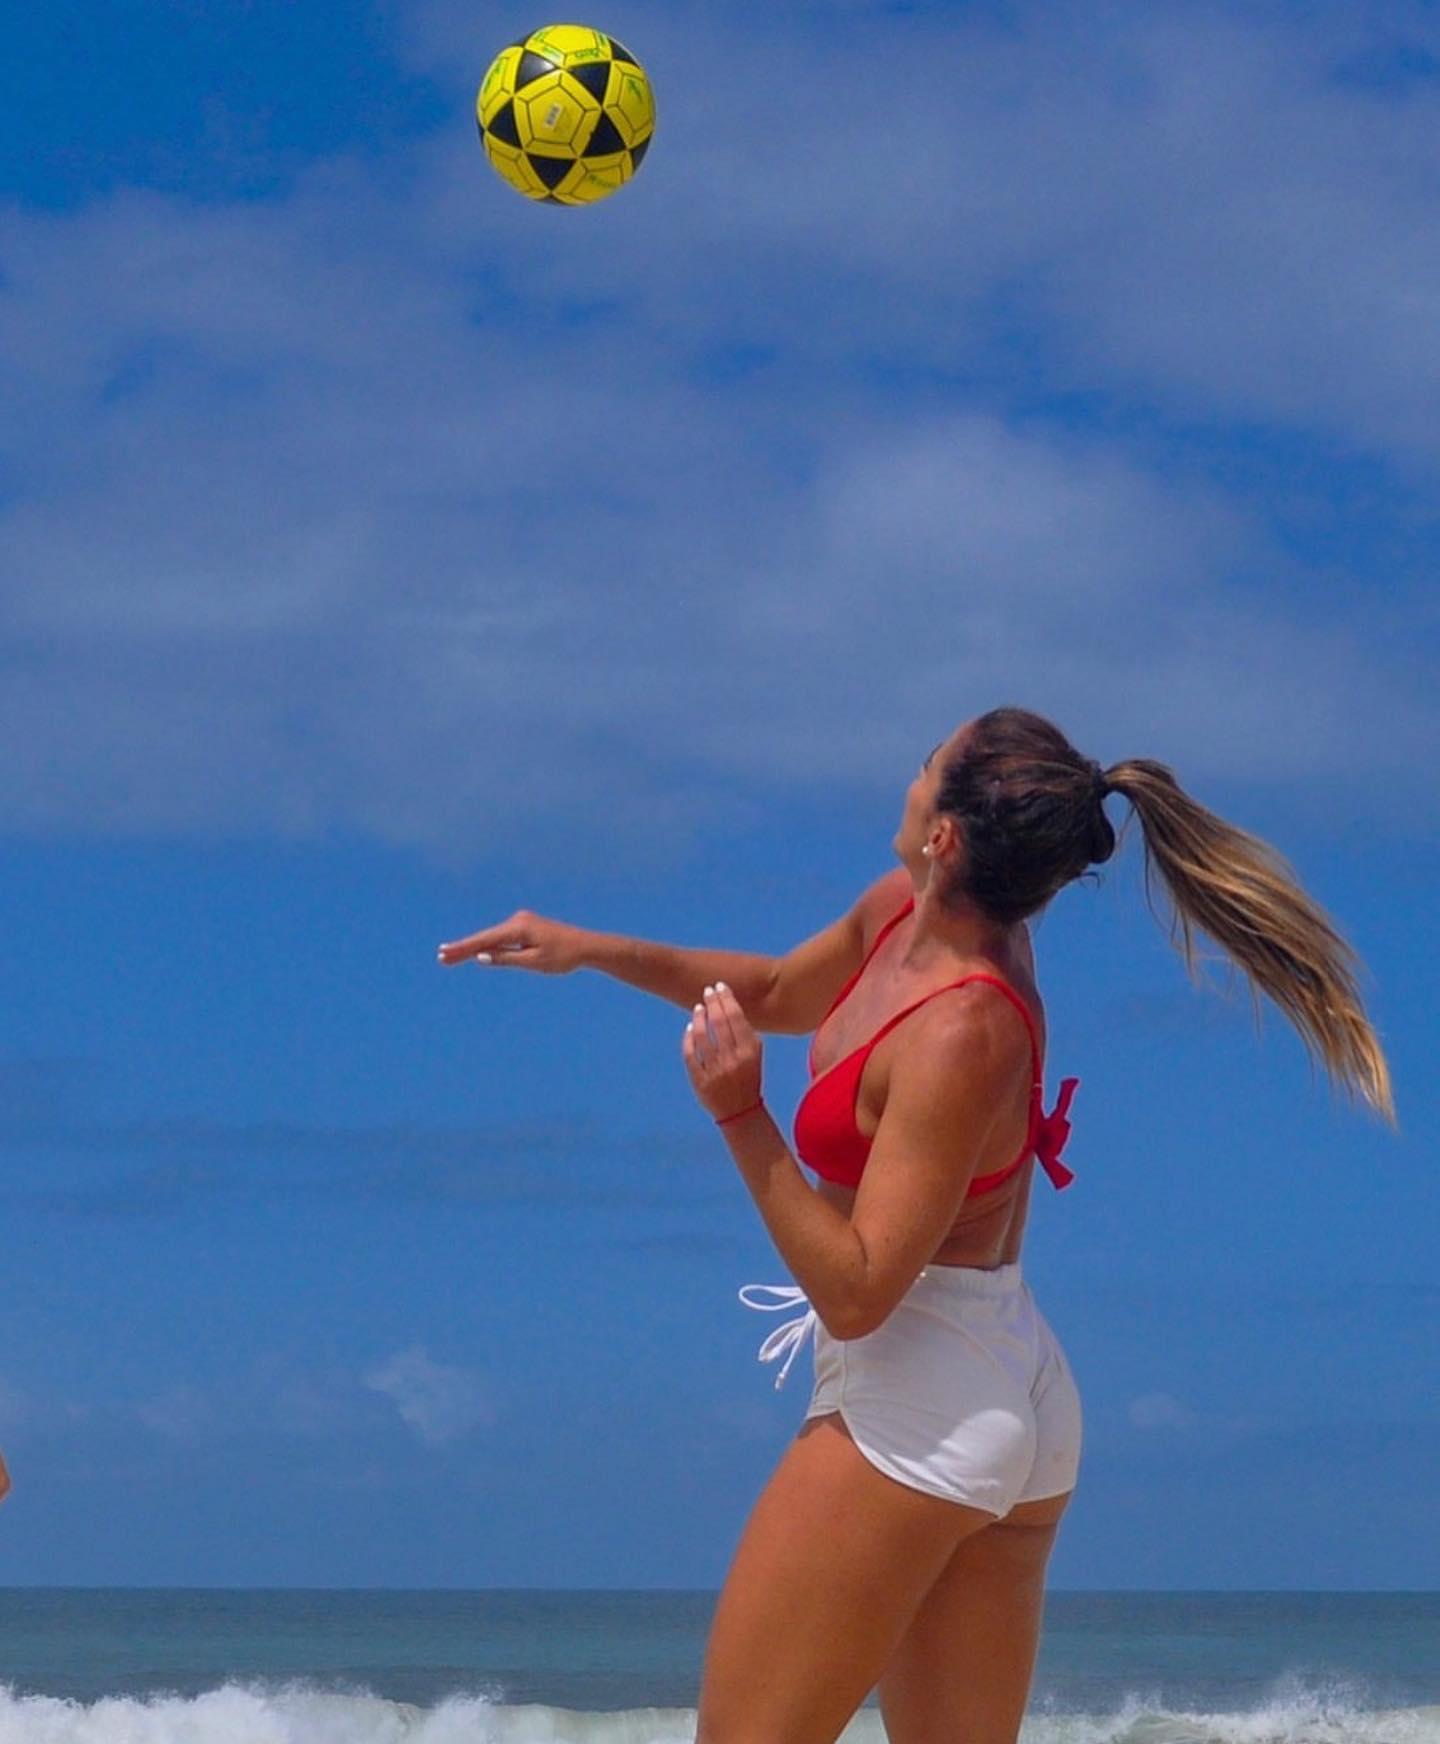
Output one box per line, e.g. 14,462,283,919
437,705,1396,1744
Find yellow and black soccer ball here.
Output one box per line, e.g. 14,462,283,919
476,24,655,206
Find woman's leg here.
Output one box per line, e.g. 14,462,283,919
876,1489,1074,1744
696,1410,1000,1744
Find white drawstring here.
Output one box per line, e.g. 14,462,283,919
737,1283,817,1391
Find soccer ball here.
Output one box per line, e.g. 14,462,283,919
476,24,656,206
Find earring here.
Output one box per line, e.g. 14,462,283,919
921,845,932,857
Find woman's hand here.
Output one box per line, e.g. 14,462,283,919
436,909,588,975
682,982,765,1123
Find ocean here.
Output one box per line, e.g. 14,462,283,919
0,1588,1435,1743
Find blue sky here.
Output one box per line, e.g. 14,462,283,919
0,0,1436,1590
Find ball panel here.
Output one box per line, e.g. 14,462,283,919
566,59,612,103
570,153,632,200
609,64,655,138
590,81,643,150
481,133,550,199
525,151,575,192
484,96,523,148
528,23,611,66
582,109,626,157
477,44,522,128
515,49,560,89
514,71,598,151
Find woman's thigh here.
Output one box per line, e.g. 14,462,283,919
878,1490,1073,1744
696,1410,998,1744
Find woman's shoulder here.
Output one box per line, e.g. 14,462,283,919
856,866,915,943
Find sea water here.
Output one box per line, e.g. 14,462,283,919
0,1588,1435,1743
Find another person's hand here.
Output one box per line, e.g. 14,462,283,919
437,909,588,975
0,1450,11,1504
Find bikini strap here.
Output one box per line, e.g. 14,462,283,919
830,897,913,1013
812,895,916,1045
954,972,1045,1094
849,971,1039,1078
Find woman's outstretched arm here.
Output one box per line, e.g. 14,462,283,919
582,930,777,1019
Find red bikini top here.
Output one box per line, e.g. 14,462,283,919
793,895,1079,1195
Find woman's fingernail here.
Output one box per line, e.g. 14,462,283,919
476,953,492,964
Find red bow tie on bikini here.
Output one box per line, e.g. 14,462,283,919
1034,1077,1080,1190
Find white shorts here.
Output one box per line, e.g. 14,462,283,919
738,1260,1082,1517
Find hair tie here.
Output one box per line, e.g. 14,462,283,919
1088,758,1109,802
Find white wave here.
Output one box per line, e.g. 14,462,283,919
0,1679,1434,1744
1023,1680,1440,1744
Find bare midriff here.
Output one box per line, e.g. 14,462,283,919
807,909,1044,1271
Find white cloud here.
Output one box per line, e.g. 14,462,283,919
112,1351,455,1444
21,1348,495,1448
1128,1390,1199,1430
0,0,1436,863
401,0,1440,459
361,1344,498,1446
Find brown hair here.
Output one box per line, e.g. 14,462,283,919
934,705,1397,1127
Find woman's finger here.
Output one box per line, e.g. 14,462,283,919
437,936,484,963
685,997,707,1056
437,925,519,964
706,984,739,1057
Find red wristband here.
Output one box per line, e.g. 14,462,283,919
715,1098,766,1127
